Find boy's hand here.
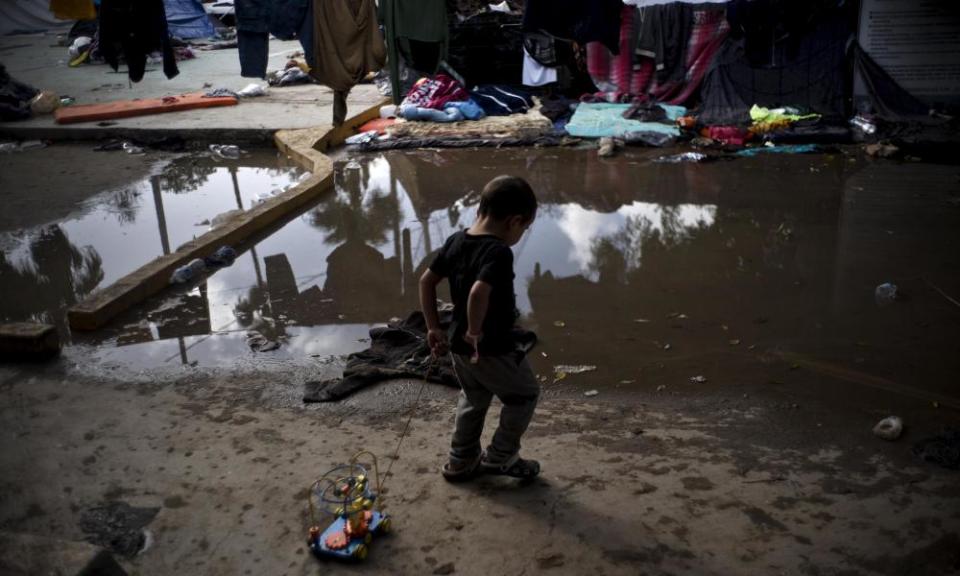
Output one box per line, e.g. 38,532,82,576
427,328,449,358
464,331,483,364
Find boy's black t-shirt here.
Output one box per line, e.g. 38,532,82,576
429,230,519,356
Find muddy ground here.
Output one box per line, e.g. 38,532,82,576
1,144,959,575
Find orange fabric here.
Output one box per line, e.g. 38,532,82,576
54,93,238,124
50,0,96,20
357,117,396,135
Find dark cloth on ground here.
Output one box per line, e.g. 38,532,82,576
310,0,385,125
302,311,537,402
99,0,179,82
380,0,448,103
429,231,518,357
539,96,577,122
636,3,693,84
470,85,534,116
0,63,39,121
523,0,621,54
912,428,960,470
622,101,667,122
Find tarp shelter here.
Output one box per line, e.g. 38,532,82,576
164,0,215,39
0,0,70,35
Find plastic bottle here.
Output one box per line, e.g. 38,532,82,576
209,144,241,160
170,258,206,284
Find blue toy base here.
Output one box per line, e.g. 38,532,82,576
310,511,390,560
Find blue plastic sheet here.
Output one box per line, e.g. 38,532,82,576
164,0,215,39
565,103,681,139
734,144,819,157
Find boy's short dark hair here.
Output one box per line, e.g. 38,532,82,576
478,175,537,223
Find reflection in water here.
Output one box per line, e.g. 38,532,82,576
7,147,959,400
0,225,104,335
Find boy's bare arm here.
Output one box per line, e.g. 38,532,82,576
465,280,492,361
419,270,448,355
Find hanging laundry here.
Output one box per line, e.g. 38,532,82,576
587,4,728,104
636,3,693,85
235,0,270,78
523,0,621,55
522,48,558,87
99,0,178,82
311,0,386,126
379,0,448,103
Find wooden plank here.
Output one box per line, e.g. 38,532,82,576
54,93,237,125
67,100,383,332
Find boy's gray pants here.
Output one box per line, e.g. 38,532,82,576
449,353,540,466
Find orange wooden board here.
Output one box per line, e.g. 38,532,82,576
54,92,238,125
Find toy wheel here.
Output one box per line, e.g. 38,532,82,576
353,543,368,560
378,517,391,534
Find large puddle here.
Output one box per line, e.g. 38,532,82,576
2,148,959,400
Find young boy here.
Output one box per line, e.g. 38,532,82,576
419,175,540,481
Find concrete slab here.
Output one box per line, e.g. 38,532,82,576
0,322,60,359
0,34,385,142
0,531,127,576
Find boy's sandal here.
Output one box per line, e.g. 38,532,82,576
441,454,482,482
481,455,540,479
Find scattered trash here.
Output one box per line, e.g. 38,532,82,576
1,140,47,153
237,83,268,97
0,142,19,153
729,339,741,346
553,320,566,328
268,67,311,87
122,141,144,155
662,343,671,351
689,375,707,384
912,427,960,470
597,136,618,158
344,130,379,145
169,258,206,284
619,379,634,384
59,95,75,106
849,114,877,135
209,144,241,160
874,282,898,307
872,416,903,441
623,131,676,148
29,90,60,115
203,87,240,99
666,312,687,319
553,372,567,383
656,385,666,392
633,318,650,323
540,351,548,358
864,142,899,158
654,151,710,163
204,245,237,267
553,365,596,374
583,389,599,397
247,330,280,352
